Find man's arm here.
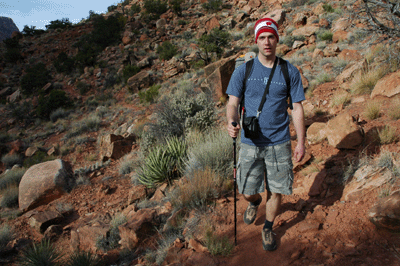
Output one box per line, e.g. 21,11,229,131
226,95,241,138
291,102,305,162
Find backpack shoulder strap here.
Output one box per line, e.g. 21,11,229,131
243,58,254,87
279,57,293,110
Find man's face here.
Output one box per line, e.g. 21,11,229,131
256,32,278,58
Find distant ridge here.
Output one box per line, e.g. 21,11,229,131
0,16,19,41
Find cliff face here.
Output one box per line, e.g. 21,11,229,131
0,16,19,41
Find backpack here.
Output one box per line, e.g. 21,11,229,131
236,54,293,110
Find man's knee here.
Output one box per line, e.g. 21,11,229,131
243,193,261,202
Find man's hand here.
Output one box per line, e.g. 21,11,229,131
227,122,240,138
293,142,305,162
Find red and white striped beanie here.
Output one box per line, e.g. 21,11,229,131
254,18,279,43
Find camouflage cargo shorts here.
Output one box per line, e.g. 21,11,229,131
237,141,294,195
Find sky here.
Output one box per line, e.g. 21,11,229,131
0,0,121,32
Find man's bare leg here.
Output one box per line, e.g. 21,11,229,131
265,191,281,223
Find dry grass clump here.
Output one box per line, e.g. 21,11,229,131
350,66,387,95
388,100,400,120
377,125,398,145
331,92,351,107
364,102,381,120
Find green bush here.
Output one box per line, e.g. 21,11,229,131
130,3,141,14
137,136,187,188
0,224,13,252
20,63,51,95
22,25,45,36
54,52,75,74
205,228,234,256
1,153,23,169
65,251,100,266
122,65,140,82
23,150,55,168
199,28,231,63
45,18,72,30
107,4,118,12
50,108,69,122
36,90,73,119
144,0,168,20
18,239,63,266
3,36,22,63
0,186,19,208
202,0,223,12
170,0,184,16
323,3,335,13
157,41,178,61
0,167,26,190
138,84,160,104
317,30,333,41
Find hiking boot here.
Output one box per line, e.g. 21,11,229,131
262,228,277,251
243,199,261,225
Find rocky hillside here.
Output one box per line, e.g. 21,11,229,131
0,17,19,42
0,0,400,265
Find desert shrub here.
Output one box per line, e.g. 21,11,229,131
364,102,381,120
22,25,45,36
377,125,398,144
157,41,178,60
147,89,215,139
323,3,335,13
139,84,160,104
118,155,136,175
184,129,233,178
1,153,23,169
0,224,13,253
170,0,184,16
388,100,400,120
50,108,69,122
18,239,63,266
96,213,127,251
20,63,51,95
54,52,75,74
331,92,351,107
199,28,231,63
3,37,23,63
45,18,72,30
64,115,101,139
280,35,305,47
37,90,74,119
76,81,91,95
131,3,141,14
0,168,26,190
144,0,168,20
23,150,55,168
315,72,333,85
137,136,187,188
377,150,394,169
205,227,234,256
74,13,126,70
107,4,118,12
0,186,19,208
122,65,140,83
202,0,223,12
65,251,100,266
350,65,386,95
169,168,224,210
317,29,333,42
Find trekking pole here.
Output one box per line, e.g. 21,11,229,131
232,122,238,246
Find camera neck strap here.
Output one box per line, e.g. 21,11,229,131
256,57,278,118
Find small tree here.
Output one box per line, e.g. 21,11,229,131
144,0,168,20
198,28,231,64
157,41,178,60
170,0,184,16
45,18,72,30
356,0,400,38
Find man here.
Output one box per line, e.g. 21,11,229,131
226,17,305,251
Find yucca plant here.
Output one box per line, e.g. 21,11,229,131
19,239,63,266
65,251,100,266
137,136,187,188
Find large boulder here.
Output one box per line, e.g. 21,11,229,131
19,159,75,212
324,112,363,149
371,71,400,99
99,134,136,161
127,70,154,93
368,190,400,231
200,56,236,101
